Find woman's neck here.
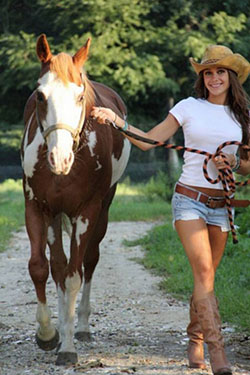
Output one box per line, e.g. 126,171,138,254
207,93,228,105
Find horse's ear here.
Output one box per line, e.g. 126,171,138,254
73,38,91,68
36,34,53,63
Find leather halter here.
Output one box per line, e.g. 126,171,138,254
36,95,86,152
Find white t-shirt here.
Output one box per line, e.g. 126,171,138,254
169,97,242,189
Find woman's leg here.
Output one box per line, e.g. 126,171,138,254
175,219,232,374
175,218,215,300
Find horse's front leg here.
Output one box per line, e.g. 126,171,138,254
76,185,117,341
55,207,101,365
25,199,59,351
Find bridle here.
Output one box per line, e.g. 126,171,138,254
36,92,87,153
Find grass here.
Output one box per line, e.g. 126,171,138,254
124,211,250,332
1,178,249,332
109,182,169,221
0,179,25,252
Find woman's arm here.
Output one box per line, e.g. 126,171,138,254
91,107,180,151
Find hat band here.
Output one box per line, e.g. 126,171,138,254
200,58,220,64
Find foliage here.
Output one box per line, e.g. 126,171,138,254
141,170,179,201
0,0,249,128
0,124,23,165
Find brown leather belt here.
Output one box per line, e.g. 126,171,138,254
175,184,226,208
175,184,250,208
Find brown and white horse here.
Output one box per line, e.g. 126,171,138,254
21,34,130,365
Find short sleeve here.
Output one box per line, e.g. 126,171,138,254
169,98,192,127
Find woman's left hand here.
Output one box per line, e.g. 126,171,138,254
91,106,116,124
212,153,236,170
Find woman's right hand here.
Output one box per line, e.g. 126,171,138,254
91,106,116,124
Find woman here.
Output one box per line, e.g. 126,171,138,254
91,45,250,375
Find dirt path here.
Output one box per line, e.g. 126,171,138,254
0,222,249,375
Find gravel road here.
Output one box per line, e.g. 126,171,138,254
0,221,249,375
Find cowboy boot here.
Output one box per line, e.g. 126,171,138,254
195,292,232,375
187,296,206,369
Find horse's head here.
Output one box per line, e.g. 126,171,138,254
35,34,94,175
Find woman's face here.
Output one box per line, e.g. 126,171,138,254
203,67,230,104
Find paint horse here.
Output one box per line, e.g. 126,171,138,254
21,34,130,365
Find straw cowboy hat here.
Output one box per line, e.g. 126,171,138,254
190,45,250,84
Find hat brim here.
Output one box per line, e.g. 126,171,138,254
190,54,250,84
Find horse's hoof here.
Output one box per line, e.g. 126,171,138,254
35,329,59,351
56,351,78,366
75,331,92,342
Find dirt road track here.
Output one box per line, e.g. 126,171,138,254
0,222,249,375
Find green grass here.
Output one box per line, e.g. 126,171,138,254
124,213,250,332
0,179,25,252
109,187,169,221
1,178,249,332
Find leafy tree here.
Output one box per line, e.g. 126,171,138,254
0,0,249,167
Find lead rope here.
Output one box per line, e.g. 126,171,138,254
108,120,250,244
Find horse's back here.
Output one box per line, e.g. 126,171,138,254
91,81,127,118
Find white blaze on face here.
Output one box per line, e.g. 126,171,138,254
37,71,84,175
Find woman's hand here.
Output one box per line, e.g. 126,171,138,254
91,106,116,124
213,153,236,170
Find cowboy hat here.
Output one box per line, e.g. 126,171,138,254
190,45,250,84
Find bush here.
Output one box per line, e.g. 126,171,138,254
141,169,181,202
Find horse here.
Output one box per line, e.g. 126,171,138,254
21,34,131,366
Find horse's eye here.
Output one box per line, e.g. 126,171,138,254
36,91,45,103
78,94,85,103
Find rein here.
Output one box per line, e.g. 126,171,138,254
108,120,250,244
36,96,86,153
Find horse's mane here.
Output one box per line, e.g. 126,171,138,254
50,53,95,117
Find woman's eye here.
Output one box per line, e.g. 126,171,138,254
217,69,226,74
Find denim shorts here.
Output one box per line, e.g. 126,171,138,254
171,189,233,232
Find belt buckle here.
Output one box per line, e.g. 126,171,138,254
206,197,215,209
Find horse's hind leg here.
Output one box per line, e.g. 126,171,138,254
26,200,59,351
75,184,117,341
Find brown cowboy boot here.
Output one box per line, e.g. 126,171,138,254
195,292,232,375
187,296,206,369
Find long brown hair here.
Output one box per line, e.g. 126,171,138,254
194,70,250,159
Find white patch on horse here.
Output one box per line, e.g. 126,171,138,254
76,281,92,334
47,226,55,245
111,138,131,186
23,128,44,178
24,177,34,200
57,272,82,353
38,71,84,174
87,131,97,157
36,301,57,342
21,112,35,165
74,216,89,247
95,156,102,171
